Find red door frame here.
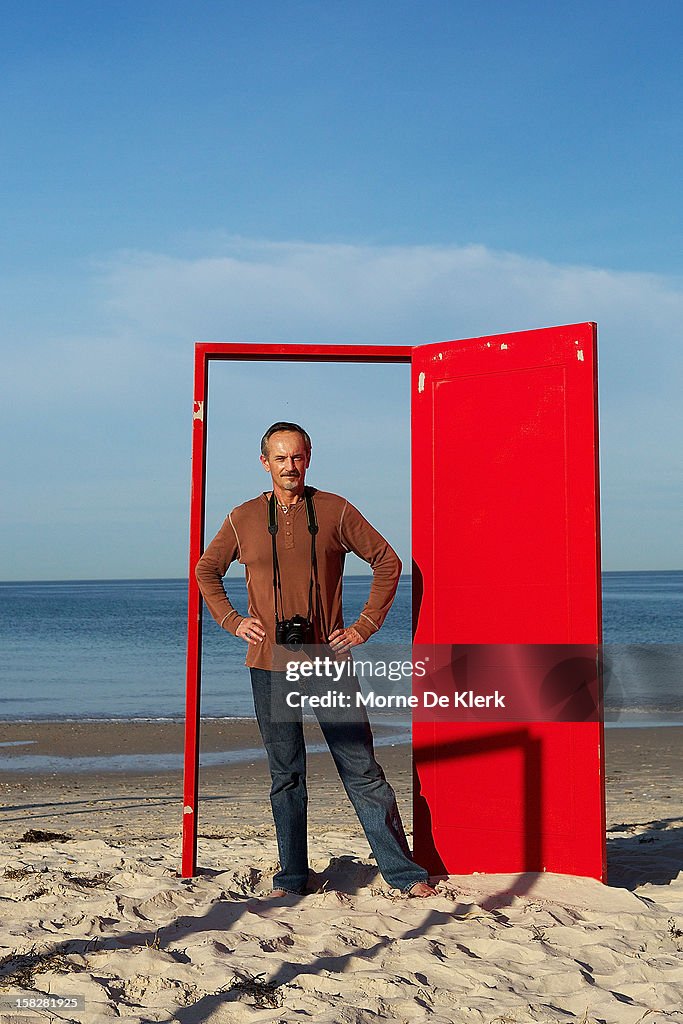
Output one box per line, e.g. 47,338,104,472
182,343,412,877
182,332,603,881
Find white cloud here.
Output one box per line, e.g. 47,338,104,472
99,237,681,348
3,239,682,573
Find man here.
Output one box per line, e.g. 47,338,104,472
195,421,435,898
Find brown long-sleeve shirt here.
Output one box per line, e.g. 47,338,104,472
195,488,402,669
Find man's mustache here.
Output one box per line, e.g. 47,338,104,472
281,471,300,477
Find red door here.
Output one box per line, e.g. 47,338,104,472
411,323,606,880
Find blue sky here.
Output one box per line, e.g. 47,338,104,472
2,0,681,578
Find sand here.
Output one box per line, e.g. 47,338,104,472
0,721,681,1023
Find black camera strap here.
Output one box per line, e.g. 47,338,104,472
267,487,319,632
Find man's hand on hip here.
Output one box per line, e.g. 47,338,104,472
236,617,266,645
327,626,365,653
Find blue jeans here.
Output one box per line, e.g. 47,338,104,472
249,667,429,894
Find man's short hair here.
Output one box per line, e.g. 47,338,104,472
261,422,312,458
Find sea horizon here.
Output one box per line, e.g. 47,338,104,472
1,571,681,725
2,568,683,585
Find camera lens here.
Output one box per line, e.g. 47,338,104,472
276,614,310,650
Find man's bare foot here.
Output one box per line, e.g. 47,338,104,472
406,881,438,898
267,888,289,897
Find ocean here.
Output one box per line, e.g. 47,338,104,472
0,573,681,725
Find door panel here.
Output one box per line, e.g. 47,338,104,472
411,323,605,880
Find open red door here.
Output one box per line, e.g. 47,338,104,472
411,323,606,881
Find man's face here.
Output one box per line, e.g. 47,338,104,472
260,431,310,493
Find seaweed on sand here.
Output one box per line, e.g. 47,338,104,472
0,947,84,990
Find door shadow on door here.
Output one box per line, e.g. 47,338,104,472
410,560,605,909
413,728,543,910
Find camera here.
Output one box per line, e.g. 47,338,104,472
275,614,314,649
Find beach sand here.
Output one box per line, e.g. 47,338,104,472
0,721,681,1023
